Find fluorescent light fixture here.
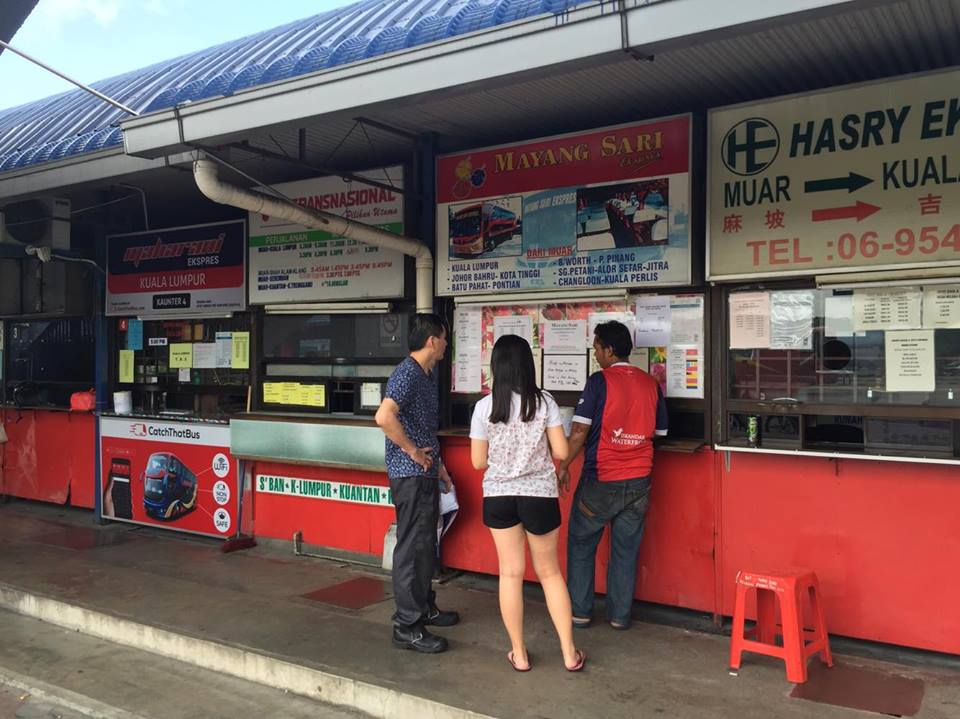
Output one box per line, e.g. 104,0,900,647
263,301,392,315
454,289,627,306
817,265,960,290
136,313,234,320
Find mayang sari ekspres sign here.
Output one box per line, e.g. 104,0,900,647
435,116,691,295
106,221,246,317
248,168,405,303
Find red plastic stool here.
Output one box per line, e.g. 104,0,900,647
728,570,833,683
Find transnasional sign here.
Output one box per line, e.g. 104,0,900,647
709,68,960,279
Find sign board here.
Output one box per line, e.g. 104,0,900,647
709,67,960,279
436,116,691,295
248,168,404,303
99,417,239,538
106,221,246,316
256,474,393,507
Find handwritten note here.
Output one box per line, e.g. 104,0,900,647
543,354,587,391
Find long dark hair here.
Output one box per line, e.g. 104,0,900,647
489,334,542,424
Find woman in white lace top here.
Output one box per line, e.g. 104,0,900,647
470,334,585,672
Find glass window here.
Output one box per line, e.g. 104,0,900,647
262,314,407,361
8,318,94,384
728,288,960,407
723,284,960,459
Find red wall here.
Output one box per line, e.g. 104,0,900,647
720,451,960,655
250,439,960,655
440,437,718,614
251,461,394,554
1,409,95,508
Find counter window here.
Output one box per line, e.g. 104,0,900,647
722,284,960,459
259,312,408,415
448,294,710,446
4,317,95,407
114,315,252,418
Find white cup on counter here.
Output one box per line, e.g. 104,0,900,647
113,391,133,415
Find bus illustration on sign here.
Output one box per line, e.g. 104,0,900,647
142,452,198,520
449,199,522,258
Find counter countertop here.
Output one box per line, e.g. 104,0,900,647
232,412,376,427
1,404,75,413
98,411,230,425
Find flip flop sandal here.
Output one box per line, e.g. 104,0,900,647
564,649,587,672
507,650,532,672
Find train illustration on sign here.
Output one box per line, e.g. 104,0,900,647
142,452,198,521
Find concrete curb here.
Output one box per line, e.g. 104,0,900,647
0,664,148,719
0,583,494,719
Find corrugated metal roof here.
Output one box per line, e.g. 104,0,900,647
230,0,960,172
0,0,597,173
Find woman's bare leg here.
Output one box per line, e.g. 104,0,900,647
490,524,529,668
527,528,578,667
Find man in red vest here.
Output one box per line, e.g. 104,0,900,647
559,320,668,630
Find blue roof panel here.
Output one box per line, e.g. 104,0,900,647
0,0,594,174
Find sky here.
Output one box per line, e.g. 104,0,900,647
0,0,358,110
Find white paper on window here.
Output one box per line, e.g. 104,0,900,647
770,290,815,350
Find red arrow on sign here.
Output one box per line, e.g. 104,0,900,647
811,201,881,223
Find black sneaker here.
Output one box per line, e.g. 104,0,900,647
392,624,448,653
424,606,460,627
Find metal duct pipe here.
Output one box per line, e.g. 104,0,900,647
193,158,434,313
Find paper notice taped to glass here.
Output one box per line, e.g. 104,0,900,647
884,329,935,392
634,296,671,347
770,290,814,350
729,292,771,349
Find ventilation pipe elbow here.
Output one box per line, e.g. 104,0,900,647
193,158,434,313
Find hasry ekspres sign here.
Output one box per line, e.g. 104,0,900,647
709,67,960,279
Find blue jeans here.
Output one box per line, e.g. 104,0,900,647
566,474,651,625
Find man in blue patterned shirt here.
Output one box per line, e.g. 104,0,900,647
375,313,459,653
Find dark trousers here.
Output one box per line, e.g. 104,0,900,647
390,475,439,628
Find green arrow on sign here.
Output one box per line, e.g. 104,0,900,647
804,172,873,194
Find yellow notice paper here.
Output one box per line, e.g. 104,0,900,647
263,382,284,404
118,350,134,383
301,384,326,407
169,343,193,368
232,332,250,369
263,382,325,407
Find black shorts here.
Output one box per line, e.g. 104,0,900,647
483,496,562,535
